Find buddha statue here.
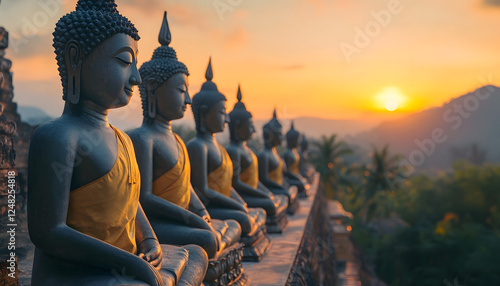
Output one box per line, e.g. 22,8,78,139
283,122,310,197
187,59,271,261
258,110,300,214
128,12,246,285
299,135,315,182
226,85,288,233
27,2,207,285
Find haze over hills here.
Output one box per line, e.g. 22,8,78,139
353,85,500,170
18,85,500,172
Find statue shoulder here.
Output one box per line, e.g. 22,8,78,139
225,143,240,159
186,137,207,156
30,118,79,147
127,125,155,145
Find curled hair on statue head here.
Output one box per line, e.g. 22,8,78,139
139,11,189,122
53,0,140,101
191,57,226,132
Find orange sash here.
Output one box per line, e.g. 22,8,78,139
152,134,191,209
67,126,140,254
207,144,233,197
268,158,283,185
289,155,300,174
239,149,259,189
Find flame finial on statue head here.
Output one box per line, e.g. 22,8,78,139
237,84,242,102
158,11,171,46
206,57,213,81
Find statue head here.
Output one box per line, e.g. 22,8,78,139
286,121,300,148
53,0,141,106
262,109,283,148
139,12,190,122
191,58,228,133
228,84,255,142
301,135,309,152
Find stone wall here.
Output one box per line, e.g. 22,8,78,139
286,183,337,285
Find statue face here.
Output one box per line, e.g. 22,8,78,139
80,33,140,109
288,134,299,148
237,117,256,141
273,127,283,147
155,73,190,121
205,100,228,133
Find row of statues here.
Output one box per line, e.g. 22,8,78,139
26,1,315,285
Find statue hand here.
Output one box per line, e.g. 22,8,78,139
199,210,212,224
129,255,164,286
138,238,163,271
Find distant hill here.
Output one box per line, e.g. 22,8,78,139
253,117,377,139
17,106,53,126
353,85,500,170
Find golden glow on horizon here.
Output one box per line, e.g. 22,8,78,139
375,87,407,112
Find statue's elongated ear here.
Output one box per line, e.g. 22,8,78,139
65,41,83,104
146,79,158,118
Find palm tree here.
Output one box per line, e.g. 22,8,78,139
360,144,404,222
309,135,353,198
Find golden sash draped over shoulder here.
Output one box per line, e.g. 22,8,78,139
207,144,233,197
67,126,140,254
268,158,283,185
239,150,259,189
152,134,191,209
289,156,300,174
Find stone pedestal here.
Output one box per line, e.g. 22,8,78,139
203,243,248,286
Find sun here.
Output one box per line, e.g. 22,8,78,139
385,99,399,111
375,87,406,112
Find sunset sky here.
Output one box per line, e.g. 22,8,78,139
1,0,500,130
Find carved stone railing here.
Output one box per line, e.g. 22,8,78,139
243,174,337,286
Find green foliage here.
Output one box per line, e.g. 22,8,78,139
309,135,353,199
312,139,500,285
353,161,500,285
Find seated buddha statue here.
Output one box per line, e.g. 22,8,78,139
226,85,289,233
299,135,315,182
187,59,271,261
27,2,207,285
128,12,245,285
258,110,300,214
283,122,310,198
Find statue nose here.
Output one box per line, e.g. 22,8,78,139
129,76,141,85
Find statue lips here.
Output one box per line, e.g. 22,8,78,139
124,86,134,97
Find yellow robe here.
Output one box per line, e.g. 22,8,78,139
239,150,259,189
67,126,140,254
152,134,191,209
289,155,300,174
268,158,283,185
207,144,233,197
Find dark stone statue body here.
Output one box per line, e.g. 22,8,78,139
258,111,299,214
27,2,207,285
226,86,288,233
128,12,241,262
283,123,310,198
299,136,315,182
187,60,270,261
